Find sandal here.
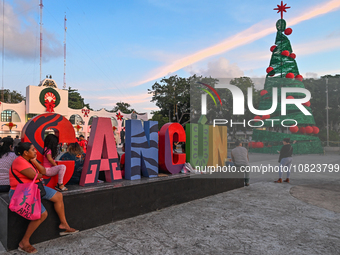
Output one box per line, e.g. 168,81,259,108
18,245,38,254
60,228,79,236
55,183,68,191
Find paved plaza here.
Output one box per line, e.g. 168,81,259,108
1,153,339,255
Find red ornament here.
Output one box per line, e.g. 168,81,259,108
254,116,262,122
260,90,268,96
305,126,313,134
81,108,90,117
281,50,290,57
312,126,319,134
284,28,292,35
299,127,306,134
289,53,296,59
248,142,252,148
286,96,294,99
256,142,264,148
113,126,117,132
116,112,123,121
270,45,277,52
302,101,310,107
252,142,257,148
266,67,274,74
286,73,295,79
2,122,17,131
74,125,83,132
289,126,299,133
295,74,303,82
262,115,270,120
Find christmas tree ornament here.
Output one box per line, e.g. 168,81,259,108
299,127,306,134
312,126,319,134
285,73,295,79
260,90,268,96
295,74,303,81
289,53,296,59
305,126,313,134
254,116,262,122
262,115,270,120
286,96,294,99
289,126,299,133
270,45,277,52
266,67,274,74
281,50,290,56
256,142,264,148
284,28,292,35
302,101,310,107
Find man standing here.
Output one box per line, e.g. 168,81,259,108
77,135,87,153
231,140,250,186
120,128,125,145
13,135,21,149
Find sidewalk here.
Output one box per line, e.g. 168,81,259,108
1,153,339,255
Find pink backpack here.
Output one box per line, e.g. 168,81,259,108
9,173,42,220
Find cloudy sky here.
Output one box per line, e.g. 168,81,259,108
1,0,340,115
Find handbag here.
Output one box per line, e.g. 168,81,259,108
9,173,42,220
11,167,46,197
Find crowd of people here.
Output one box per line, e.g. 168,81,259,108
0,132,293,253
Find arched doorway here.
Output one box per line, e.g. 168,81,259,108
69,114,84,125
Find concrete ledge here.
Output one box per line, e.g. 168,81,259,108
0,172,243,251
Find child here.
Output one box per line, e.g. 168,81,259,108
43,134,68,191
120,143,125,178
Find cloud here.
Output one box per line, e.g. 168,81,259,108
239,36,340,65
132,0,340,87
99,93,152,107
305,72,319,79
187,57,244,78
1,0,62,61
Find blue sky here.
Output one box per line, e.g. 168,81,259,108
1,0,340,116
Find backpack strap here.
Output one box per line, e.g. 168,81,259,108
11,166,23,184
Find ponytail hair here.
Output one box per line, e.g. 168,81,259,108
14,142,33,156
0,137,14,158
43,134,59,159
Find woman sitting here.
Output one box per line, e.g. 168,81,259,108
59,143,85,185
9,142,78,254
0,137,17,192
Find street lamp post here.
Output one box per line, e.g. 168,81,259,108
326,77,329,147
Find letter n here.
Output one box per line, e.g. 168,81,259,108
207,126,228,167
159,123,186,174
79,117,121,186
125,120,158,180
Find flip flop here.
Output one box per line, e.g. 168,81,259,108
18,245,38,254
60,228,79,236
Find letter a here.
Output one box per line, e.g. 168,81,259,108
79,117,122,186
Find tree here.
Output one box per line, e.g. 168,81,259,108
148,75,220,126
0,89,25,103
111,102,136,114
250,13,323,154
68,87,91,110
150,110,169,130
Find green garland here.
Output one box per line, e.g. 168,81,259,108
39,88,61,107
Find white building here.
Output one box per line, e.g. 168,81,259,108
0,78,148,142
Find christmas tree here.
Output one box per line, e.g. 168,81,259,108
249,1,323,154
